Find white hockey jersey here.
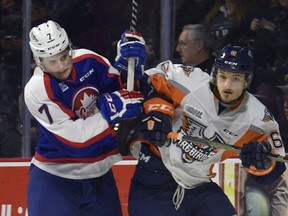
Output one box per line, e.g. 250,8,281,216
145,60,285,189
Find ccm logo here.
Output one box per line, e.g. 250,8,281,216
147,104,173,113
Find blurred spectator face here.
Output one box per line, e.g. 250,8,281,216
279,0,288,8
40,50,72,80
176,29,201,66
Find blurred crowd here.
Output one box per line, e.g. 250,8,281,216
0,0,288,157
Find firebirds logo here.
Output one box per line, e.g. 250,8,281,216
160,61,170,74
169,116,224,163
72,86,99,119
171,128,217,163
262,107,274,122
179,65,194,77
159,61,194,77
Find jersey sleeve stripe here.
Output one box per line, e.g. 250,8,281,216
221,128,268,161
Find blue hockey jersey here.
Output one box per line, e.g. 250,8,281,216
24,49,122,179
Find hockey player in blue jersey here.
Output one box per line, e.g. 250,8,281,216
24,20,145,216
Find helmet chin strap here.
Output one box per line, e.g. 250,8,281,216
68,43,74,58
34,56,46,71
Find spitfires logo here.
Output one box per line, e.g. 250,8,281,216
72,86,99,119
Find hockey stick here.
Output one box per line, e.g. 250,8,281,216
167,132,288,163
116,0,142,155
127,0,138,91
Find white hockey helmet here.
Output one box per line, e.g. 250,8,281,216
29,20,69,58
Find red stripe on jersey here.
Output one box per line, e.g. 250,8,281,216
54,126,116,148
73,53,118,78
34,147,119,163
43,73,76,119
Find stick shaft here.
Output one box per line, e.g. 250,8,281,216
127,0,138,91
167,132,288,163
127,59,135,90
130,0,138,31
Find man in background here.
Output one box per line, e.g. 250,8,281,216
175,24,215,73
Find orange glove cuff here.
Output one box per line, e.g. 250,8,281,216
143,97,174,118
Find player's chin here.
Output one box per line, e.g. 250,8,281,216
57,70,71,80
220,94,235,104
52,73,68,80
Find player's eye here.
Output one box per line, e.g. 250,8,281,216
219,74,227,80
232,77,240,82
47,60,57,66
61,53,68,61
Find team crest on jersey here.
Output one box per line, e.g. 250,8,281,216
179,65,194,77
262,107,274,122
171,128,218,163
170,116,224,163
72,86,99,119
160,61,171,74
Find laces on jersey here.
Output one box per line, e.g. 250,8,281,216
173,184,185,211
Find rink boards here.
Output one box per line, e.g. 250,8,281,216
0,157,242,216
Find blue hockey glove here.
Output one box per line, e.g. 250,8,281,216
240,141,273,171
114,30,146,79
97,89,143,125
139,111,172,147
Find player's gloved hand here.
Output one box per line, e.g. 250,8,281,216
97,89,144,125
137,96,174,147
240,141,273,170
114,30,146,79
139,111,172,147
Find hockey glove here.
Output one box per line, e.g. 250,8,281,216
114,30,146,79
97,89,143,125
139,111,172,147
240,141,276,176
127,97,174,158
139,97,174,147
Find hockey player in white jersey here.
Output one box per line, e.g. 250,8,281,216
128,44,287,216
24,20,145,216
